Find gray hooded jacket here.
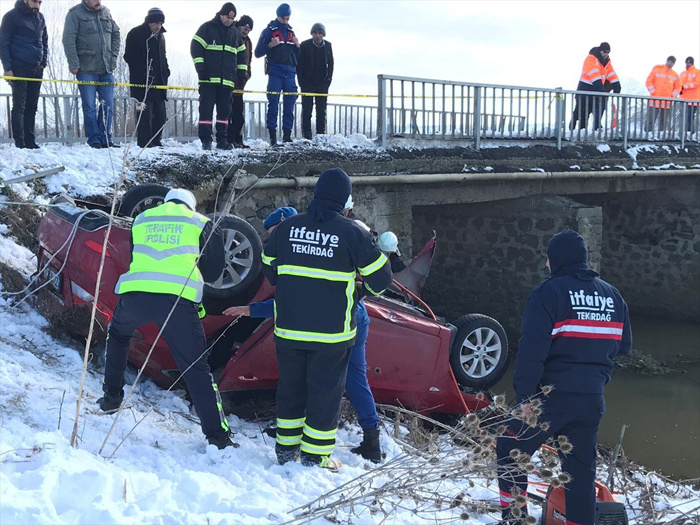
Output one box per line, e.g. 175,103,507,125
62,1,120,74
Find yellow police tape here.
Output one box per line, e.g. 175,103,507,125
0,75,551,100
0,74,374,99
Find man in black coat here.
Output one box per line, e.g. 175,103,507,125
124,8,170,148
0,0,48,149
190,2,246,151
227,15,253,148
297,23,334,140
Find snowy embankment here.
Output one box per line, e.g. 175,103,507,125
1,139,699,524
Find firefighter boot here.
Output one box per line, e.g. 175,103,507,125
276,443,300,464
269,129,278,146
300,451,342,472
207,430,240,450
350,428,381,463
97,390,124,413
282,129,292,143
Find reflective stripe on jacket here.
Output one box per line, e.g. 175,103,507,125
190,17,245,88
680,65,700,106
262,212,391,351
646,64,680,108
578,54,604,91
115,202,208,302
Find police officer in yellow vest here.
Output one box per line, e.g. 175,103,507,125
98,188,235,449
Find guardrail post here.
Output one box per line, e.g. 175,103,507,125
62,97,71,144
377,74,386,148
473,87,482,150
554,87,563,150
622,97,629,150
680,103,687,149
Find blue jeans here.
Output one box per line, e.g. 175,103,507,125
77,72,114,145
346,301,380,430
266,73,297,130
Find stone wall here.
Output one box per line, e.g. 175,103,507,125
412,196,602,342
577,186,700,322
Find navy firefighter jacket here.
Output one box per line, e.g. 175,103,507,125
262,210,391,351
514,237,632,402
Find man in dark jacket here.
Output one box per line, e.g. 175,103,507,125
570,42,621,131
262,169,392,470
496,229,632,524
227,15,253,149
297,23,334,140
190,2,246,151
254,3,300,146
124,8,170,148
98,188,236,450
0,0,48,149
63,0,120,148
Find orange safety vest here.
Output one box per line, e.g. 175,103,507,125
602,60,619,86
646,64,680,108
680,65,700,106
579,54,604,88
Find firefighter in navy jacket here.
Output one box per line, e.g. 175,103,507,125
262,168,392,470
497,229,631,525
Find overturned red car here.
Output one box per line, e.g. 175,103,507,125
34,185,510,416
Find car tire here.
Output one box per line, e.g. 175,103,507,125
116,184,169,218
449,314,510,389
203,214,263,301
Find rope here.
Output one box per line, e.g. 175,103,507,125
0,74,376,99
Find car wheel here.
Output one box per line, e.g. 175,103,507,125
116,184,169,218
204,214,263,300
449,314,510,389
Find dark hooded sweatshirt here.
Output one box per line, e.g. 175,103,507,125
514,229,632,403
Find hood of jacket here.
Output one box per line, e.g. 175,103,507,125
547,229,599,280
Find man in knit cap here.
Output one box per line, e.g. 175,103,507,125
124,8,170,148
227,14,254,148
262,169,391,470
190,2,246,150
254,3,300,146
297,23,334,140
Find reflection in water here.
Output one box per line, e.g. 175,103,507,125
492,314,700,480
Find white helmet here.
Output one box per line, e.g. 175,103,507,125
164,188,196,211
354,219,371,232
344,194,354,211
377,231,400,255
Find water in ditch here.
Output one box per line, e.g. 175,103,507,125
492,313,700,480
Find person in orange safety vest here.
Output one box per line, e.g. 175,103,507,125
645,56,680,132
570,42,620,131
680,56,699,134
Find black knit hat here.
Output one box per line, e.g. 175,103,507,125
599,41,610,52
667,55,676,63
314,169,352,206
236,15,253,29
218,2,236,16
311,23,326,36
146,7,164,24
686,56,694,65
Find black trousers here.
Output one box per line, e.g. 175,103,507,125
198,83,232,145
275,345,351,459
228,78,247,143
570,93,604,130
10,67,43,148
496,392,604,524
300,84,329,138
103,292,229,439
136,90,166,148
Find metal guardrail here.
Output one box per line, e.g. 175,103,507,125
377,74,700,150
0,92,377,144
2,76,699,150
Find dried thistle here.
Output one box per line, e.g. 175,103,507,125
557,435,569,445
510,505,522,518
451,493,464,508
560,442,573,454
514,495,527,505
530,399,542,408
540,468,554,479
540,421,550,432
460,512,470,521
525,463,536,472
525,516,538,524
558,473,571,484
475,392,485,401
541,385,553,395
466,413,480,426
497,425,507,435
509,449,521,459
550,478,563,489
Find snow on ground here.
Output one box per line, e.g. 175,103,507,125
2,138,700,524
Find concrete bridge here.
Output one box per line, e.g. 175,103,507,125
137,143,700,341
